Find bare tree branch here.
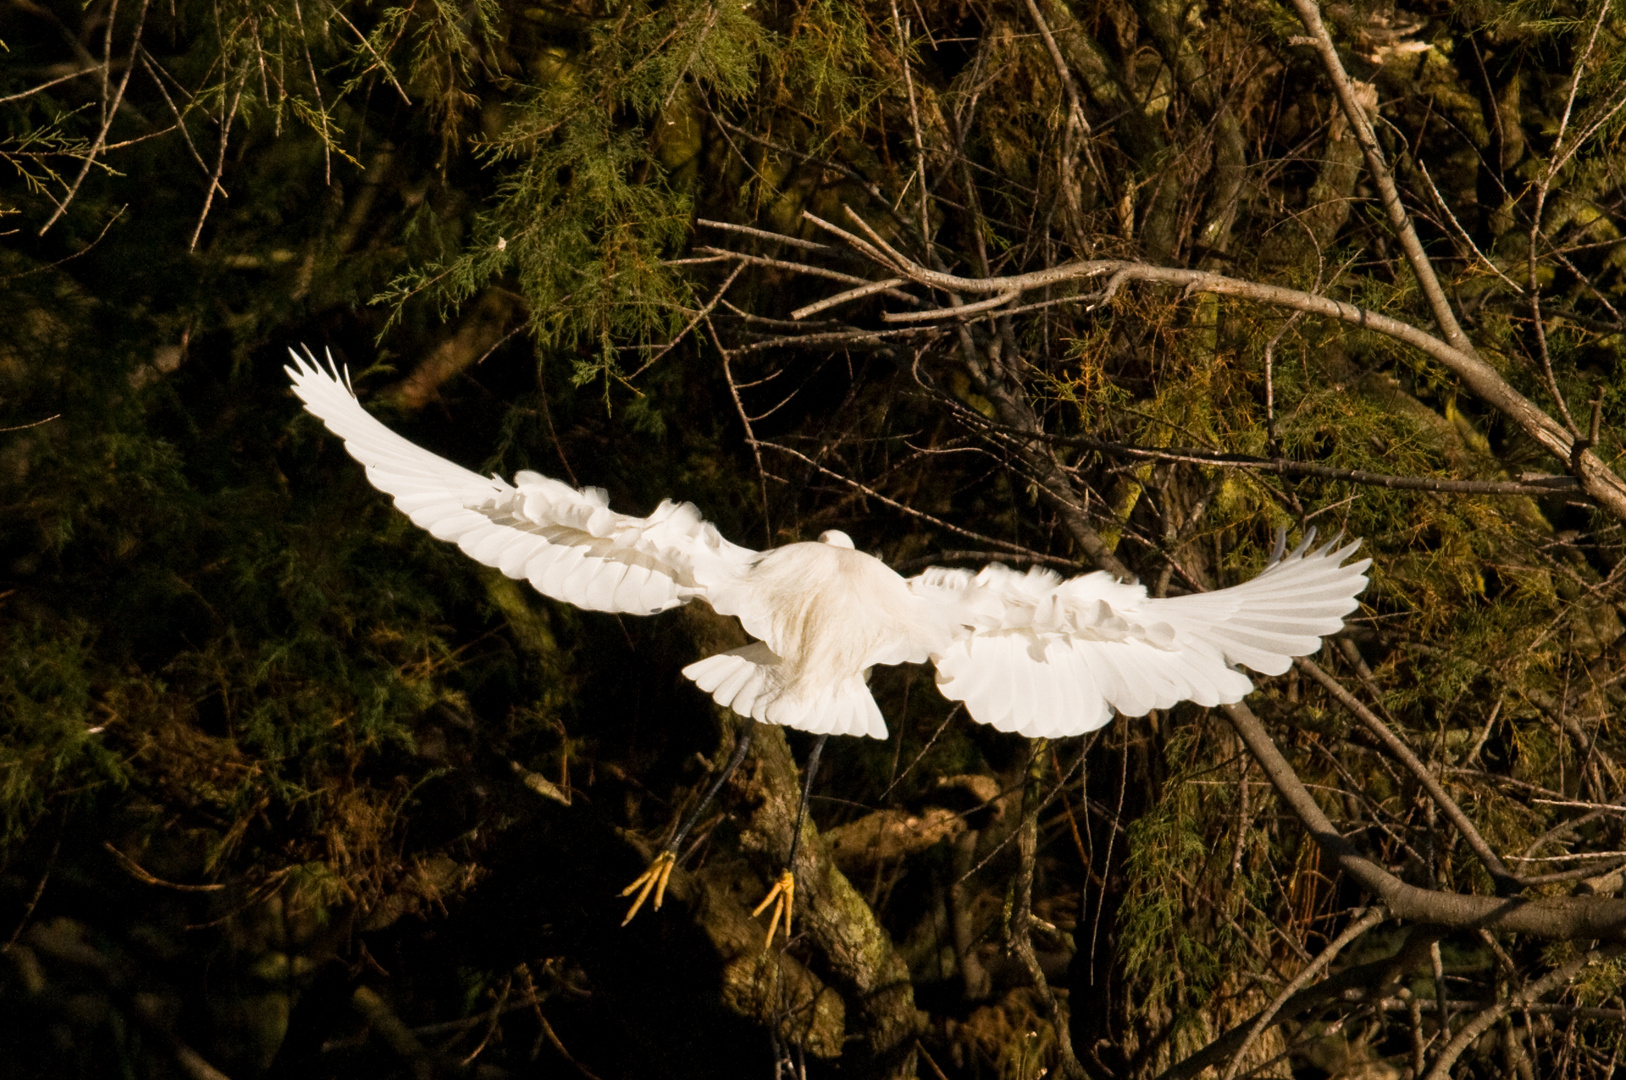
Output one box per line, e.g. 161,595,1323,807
1421,945,1617,1080
1010,738,1087,1080
1156,926,1447,1080
1221,905,1390,1080
1296,657,1522,890
755,219,1626,519
976,422,1585,498
1223,701,1626,940
1285,0,1477,360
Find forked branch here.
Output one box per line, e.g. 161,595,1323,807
1222,701,1626,940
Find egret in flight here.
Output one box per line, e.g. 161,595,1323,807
287,349,1369,942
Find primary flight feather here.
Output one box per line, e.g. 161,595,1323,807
287,349,1369,740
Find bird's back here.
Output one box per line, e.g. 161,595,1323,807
716,542,943,702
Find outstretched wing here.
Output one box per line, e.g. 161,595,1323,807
286,348,757,614
912,535,1369,737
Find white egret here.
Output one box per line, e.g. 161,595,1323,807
286,349,1370,942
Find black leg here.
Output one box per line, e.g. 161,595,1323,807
621,719,756,925
667,719,755,855
783,734,827,871
752,733,828,947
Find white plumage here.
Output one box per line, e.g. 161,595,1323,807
287,349,1370,740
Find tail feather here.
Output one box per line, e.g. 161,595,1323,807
682,644,887,738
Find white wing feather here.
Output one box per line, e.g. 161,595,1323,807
286,349,756,615
915,535,1369,737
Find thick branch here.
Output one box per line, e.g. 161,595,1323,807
736,723,925,1065
619,828,846,1057
1221,702,1626,939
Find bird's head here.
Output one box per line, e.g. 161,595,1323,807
818,530,856,549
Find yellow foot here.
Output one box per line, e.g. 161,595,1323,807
620,850,676,926
751,869,795,949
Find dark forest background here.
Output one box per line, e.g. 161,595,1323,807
6,0,1626,1076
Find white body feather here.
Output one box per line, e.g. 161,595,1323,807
287,349,1370,740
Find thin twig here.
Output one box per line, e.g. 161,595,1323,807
984,419,1585,497
0,415,62,433
4,821,63,952
327,0,412,103
791,277,908,321
103,841,228,891
190,74,244,251
705,315,770,543
1,204,126,286
694,247,923,305
696,218,832,252
759,440,1072,560
290,0,331,183
734,325,941,353
1262,311,1306,449
458,974,511,1065
39,0,151,234
1415,159,1522,294
889,0,931,244
880,706,964,802
630,261,744,377
882,289,1019,323
136,49,213,180
0,66,105,106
